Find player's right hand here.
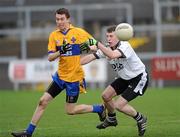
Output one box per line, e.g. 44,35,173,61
59,43,71,54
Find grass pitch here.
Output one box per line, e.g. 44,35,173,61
0,87,180,137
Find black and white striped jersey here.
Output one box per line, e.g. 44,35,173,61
95,41,146,80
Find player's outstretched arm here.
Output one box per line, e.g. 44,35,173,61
80,54,96,65
97,42,122,59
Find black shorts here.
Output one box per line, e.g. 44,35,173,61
46,81,79,103
110,71,149,102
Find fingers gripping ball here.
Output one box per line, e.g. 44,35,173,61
115,23,134,41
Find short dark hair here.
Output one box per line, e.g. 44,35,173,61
106,25,116,33
55,8,70,19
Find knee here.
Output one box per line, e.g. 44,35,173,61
38,98,49,109
102,93,111,102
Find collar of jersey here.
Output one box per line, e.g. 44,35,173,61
58,24,74,35
111,41,120,50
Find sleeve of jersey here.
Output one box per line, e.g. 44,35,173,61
48,32,56,54
93,49,105,59
118,42,132,58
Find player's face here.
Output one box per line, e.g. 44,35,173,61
55,13,70,31
106,32,119,48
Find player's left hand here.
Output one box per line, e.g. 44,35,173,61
87,38,98,46
80,38,98,52
80,42,90,53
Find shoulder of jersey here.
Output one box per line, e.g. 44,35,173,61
120,41,131,46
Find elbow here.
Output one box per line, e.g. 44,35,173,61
48,53,56,62
80,60,86,65
48,56,54,62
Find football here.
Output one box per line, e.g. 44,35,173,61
115,23,134,41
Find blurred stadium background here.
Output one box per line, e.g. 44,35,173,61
0,0,180,90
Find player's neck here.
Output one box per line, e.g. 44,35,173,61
60,24,70,33
65,23,70,31
111,41,120,50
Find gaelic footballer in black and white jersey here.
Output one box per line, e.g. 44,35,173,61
81,25,148,136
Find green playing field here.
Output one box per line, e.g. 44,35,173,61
0,87,180,137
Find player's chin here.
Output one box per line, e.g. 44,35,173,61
57,25,65,30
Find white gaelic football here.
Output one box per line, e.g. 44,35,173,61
115,23,134,41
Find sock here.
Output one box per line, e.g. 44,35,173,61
92,105,103,113
133,112,143,122
26,123,36,135
107,113,116,122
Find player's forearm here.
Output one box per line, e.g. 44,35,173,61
48,51,60,62
97,42,114,59
80,54,96,65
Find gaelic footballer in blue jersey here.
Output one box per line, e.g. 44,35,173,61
11,8,106,137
